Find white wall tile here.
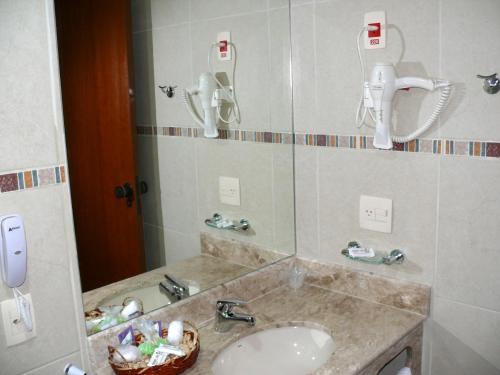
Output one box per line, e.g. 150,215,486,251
153,24,194,127
132,31,157,126
157,136,198,232
268,7,293,133
294,145,319,258
163,228,201,264
151,0,190,28
137,136,163,227
23,351,83,375
440,0,500,140
189,0,267,22
195,138,275,248
290,4,316,133
190,13,271,131
0,0,59,171
316,148,438,284
436,157,500,312
143,223,166,270
272,144,295,255
431,297,500,374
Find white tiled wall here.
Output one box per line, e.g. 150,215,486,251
291,0,500,373
132,0,295,266
0,0,87,374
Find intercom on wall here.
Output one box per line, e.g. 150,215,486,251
0,214,27,287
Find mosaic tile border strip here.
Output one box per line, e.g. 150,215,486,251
137,126,293,144
0,165,66,194
136,126,500,158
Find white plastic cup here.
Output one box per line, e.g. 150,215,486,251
289,266,306,289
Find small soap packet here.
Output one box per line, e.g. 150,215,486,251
153,320,162,336
348,247,375,258
146,345,186,367
147,347,170,367
117,325,134,346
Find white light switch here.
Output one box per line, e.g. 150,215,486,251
219,176,240,206
359,195,392,233
1,294,36,346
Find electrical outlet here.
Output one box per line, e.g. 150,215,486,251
219,176,240,206
1,294,36,346
359,195,392,233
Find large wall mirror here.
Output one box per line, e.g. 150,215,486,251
55,0,294,335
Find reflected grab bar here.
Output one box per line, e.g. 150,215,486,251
205,213,250,232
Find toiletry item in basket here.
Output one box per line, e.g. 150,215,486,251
120,299,142,319
167,320,184,346
153,320,162,336
112,344,141,363
159,344,186,357
117,325,134,345
146,345,187,367
136,319,167,355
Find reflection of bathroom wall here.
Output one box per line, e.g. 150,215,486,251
131,0,294,269
291,1,500,374
0,0,88,372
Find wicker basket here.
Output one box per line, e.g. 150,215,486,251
108,321,200,375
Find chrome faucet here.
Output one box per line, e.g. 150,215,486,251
159,274,189,301
214,299,256,333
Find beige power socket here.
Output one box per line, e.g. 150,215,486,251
1,294,36,346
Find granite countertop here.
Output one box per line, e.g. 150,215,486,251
185,284,425,375
83,255,252,312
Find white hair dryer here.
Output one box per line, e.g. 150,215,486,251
183,72,218,138
183,41,241,138
362,63,452,149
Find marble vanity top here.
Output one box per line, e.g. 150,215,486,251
185,284,425,375
87,257,429,375
83,255,251,312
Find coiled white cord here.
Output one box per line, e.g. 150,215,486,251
183,88,205,128
392,80,451,143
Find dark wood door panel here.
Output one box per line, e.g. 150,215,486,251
55,0,145,292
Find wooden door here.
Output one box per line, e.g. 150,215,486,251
55,0,145,292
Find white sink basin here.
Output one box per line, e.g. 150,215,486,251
212,325,335,375
99,285,173,312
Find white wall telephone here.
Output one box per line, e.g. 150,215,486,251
0,214,33,331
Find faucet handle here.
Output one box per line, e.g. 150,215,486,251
216,299,246,312
476,73,498,80
164,274,188,291
476,73,500,94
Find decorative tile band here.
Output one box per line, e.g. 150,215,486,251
0,165,66,194
137,126,293,144
136,126,500,159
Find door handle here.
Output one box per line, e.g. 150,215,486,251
114,182,134,207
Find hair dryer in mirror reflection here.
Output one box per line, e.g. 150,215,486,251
183,41,241,138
